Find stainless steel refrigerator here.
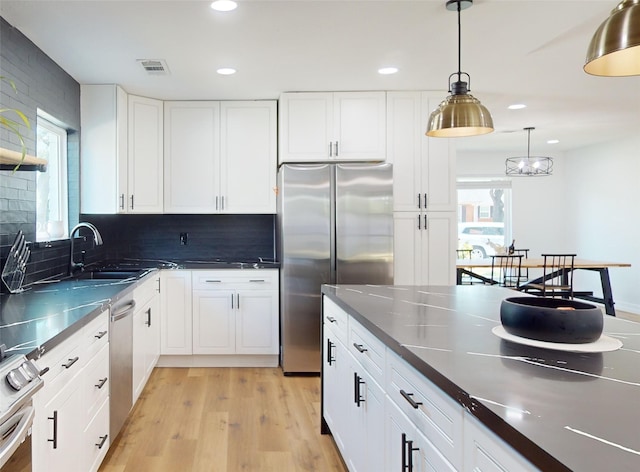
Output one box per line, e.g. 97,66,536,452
277,163,393,374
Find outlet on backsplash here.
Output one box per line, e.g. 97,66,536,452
180,232,188,245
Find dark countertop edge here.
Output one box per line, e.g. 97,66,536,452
322,286,571,472
24,273,149,361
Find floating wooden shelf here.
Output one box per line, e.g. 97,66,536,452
0,146,47,171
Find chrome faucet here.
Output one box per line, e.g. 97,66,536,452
69,222,103,274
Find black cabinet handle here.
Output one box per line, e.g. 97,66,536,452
62,357,79,369
95,377,108,389
95,434,108,449
39,366,50,376
417,214,421,230
424,214,427,230
401,432,419,471
354,372,365,407
130,195,134,210
48,410,58,449
353,342,368,353
326,316,337,323
417,193,421,209
326,339,335,366
146,307,151,327
335,141,339,157
95,330,107,339
400,389,423,409
119,194,125,210
423,193,427,209
328,142,333,157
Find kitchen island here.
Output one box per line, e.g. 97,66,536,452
321,284,640,471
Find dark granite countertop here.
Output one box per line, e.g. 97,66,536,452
322,284,640,472
0,274,146,360
94,258,281,270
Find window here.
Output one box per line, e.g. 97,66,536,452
457,180,512,258
36,114,68,241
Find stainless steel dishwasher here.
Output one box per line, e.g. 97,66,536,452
109,297,135,440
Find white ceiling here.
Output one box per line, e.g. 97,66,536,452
1,0,638,154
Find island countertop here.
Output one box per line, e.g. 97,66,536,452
321,284,640,472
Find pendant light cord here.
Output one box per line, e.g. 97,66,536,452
457,1,462,83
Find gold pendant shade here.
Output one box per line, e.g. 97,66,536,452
427,92,494,138
584,0,640,76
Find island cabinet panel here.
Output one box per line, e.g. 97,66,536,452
160,270,193,355
279,91,386,163
164,100,277,214
32,310,110,472
464,413,538,472
132,273,161,402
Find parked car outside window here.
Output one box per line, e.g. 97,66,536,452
458,222,505,258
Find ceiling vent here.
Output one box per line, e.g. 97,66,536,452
137,59,170,75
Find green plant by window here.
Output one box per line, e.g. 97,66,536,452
0,76,31,169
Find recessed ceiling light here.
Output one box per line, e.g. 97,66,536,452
217,68,236,75
211,1,237,12
508,103,527,110
547,139,560,144
378,67,399,75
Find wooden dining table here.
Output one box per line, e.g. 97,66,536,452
456,257,631,316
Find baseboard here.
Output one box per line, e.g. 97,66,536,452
156,354,279,368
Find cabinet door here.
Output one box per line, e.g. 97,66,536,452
128,95,164,213
421,94,456,212
387,92,422,212
80,84,127,214
146,293,161,375
334,91,386,161
278,92,333,163
220,101,277,213
164,101,220,213
34,381,83,472
133,296,158,402
419,212,457,286
160,270,192,355
235,289,279,354
192,289,235,354
393,212,423,285
322,328,349,456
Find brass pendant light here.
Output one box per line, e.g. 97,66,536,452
426,0,494,138
584,0,640,76
505,127,554,177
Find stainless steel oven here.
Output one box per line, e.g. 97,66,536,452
0,352,44,471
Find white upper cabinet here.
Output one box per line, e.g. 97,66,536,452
81,86,163,214
279,91,386,163
164,100,277,214
128,95,164,213
80,84,128,214
163,101,221,213
387,91,456,213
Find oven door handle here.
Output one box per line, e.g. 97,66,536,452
0,404,35,468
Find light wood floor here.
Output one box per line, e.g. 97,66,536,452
99,368,347,472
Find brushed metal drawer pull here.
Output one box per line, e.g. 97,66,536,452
94,330,107,339
96,434,108,449
353,343,368,353
62,357,79,369
48,411,58,449
205,280,222,283
400,389,423,409
95,377,108,389
249,279,265,283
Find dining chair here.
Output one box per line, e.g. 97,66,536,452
490,255,523,288
456,249,477,284
512,248,530,280
523,254,576,298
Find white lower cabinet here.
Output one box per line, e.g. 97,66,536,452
133,273,161,402
32,311,110,472
159,269,279,366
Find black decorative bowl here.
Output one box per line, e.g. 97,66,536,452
500,297,603,344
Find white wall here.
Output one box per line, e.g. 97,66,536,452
458,136,640,315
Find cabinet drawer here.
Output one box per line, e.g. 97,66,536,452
83,343,110,422
386,349,463,470
323,296,349,344
38,336,85,392
348,317,385,385
192,269,277,290
84,312,109,360
84,396,110,472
